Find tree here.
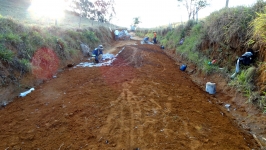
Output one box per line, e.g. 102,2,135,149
133,17,141,27
94,0,115,23
177,0,208,20
70,0,115,25
226,0,229,8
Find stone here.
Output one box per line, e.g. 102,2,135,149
80,43,91,56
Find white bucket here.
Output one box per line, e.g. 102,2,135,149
206,82,216,94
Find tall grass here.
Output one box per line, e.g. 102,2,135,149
203,6,255,45
0,44,14,62
228,66,266,113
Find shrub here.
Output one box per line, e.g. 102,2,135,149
0,44,14,62
5,32,22,44
18,58,31,72
66,30,81,41
204,6,256,46
30,31,44,46
83,31,99,44
229,67,256,94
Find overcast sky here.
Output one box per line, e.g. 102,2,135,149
111,0,261,28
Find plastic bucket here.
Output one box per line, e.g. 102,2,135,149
206,82,216,94
180,64,187,71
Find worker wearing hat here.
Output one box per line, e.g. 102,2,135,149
92,45,104,63
153,31,157,44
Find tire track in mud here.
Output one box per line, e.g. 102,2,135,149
99,79,143,149
99,77,195,149
99,78,171,149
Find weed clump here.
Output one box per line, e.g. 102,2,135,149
0,44,14,62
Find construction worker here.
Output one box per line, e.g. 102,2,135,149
153,31,157,44
143,37,149,43
114,30,119,41
92,45,104,63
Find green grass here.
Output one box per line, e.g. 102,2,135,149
230,70,251,89
0,44,14,62
4,33,22,44
0,11,111,81
29,31,45,46
229,68,256,101
176,23,213,73
18,58,31,72
135,31,146,37
201,60,219,74
83,31,99,44
261,91,266,113
227,66,266,112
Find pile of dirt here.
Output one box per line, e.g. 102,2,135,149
0,41,261,149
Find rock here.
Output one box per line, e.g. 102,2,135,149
245,66,256,82
67,64,74,68
225,104,230,111
80,43,91,56
225,104,230,108
187,68,195,74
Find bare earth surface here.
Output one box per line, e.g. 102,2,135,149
0,39,264,149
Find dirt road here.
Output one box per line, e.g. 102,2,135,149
0,40,260,149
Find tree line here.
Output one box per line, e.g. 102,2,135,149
177,0,231,21
68,0,230,27
68,0,115,23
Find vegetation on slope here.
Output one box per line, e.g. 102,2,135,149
136,0,266,112
0,15,113,104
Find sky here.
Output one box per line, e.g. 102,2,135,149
111,0,261,28
28,0,261,28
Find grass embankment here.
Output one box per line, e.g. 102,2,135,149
0,15,114,104
0,0,123,104
136,0,266,112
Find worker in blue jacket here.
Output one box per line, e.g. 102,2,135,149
92,45,104,63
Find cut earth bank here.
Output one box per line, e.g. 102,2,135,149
0,33,266,149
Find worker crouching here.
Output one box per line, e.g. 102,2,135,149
92,45,104,63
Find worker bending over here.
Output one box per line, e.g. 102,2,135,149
92,45,104,63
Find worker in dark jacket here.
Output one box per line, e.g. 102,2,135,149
143,37,149,43
92,45,104,63
153,31,157,44
231,48,256,78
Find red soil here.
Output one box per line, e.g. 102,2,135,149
0,40,261,149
